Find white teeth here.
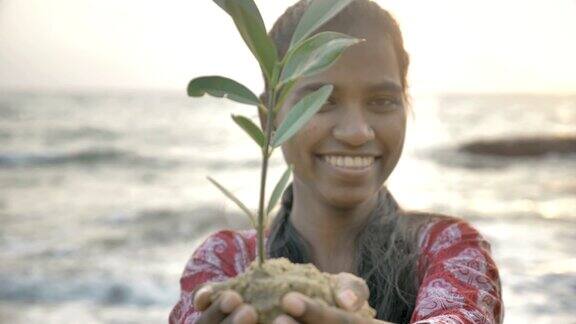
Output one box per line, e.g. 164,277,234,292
344,156,353,167
322,155,375,169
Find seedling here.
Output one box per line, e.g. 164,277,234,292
188,0,362,267
187,1,374,321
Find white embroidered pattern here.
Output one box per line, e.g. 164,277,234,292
183,235,229,278
477,290,498,323
183,258,214,277
459,308,490,324
413,314,465,324
184,312,200,324
238,228,257,238
179,291,192,315
430,224,462,254
444,247,493,293
233,232,251,274
195,236,227,265
416,278,466,318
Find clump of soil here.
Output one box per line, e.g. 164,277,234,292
211,258,375,324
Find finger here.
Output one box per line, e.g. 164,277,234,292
197,290,242,324
280,292,368,324
332,272,370,311
222,304,258,324
272,314,299,324
193,284,214,311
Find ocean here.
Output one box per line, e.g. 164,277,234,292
0,90,574,323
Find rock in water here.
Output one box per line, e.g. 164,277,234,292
459,135,576,157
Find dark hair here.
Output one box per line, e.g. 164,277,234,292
268,183,427,323
265,1,425,323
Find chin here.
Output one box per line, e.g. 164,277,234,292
321,186,377,209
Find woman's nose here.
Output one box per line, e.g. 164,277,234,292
332,108,375,146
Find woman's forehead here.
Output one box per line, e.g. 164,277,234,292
296,36,402,93
294,77,403,97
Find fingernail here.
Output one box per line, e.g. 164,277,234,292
196,285,212,296
233,306,253,324
283,293,305,316
338,289,358,309
273,314,293,324
220,294,236,313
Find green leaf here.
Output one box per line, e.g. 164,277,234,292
271,84,333,147
279,31,361,87
271,61,282,87
231,114,266,148
213,0,227,12
274,79,296,113
207,176,256,228
289,0,355,48
188,76,260,106
213,0,264,26
217,0,278,82
267,165,293,215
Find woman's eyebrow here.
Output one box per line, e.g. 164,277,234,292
367,80,403,93
295,80,403,96
294,82,329,95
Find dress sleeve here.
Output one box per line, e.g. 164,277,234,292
411,218,504,324
168,230,255,324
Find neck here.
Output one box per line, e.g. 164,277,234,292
289,179,382,273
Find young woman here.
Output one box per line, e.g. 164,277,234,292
170,1,503,323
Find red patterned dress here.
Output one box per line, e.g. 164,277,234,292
169,217,503,324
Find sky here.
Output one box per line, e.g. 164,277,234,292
0,0,575,94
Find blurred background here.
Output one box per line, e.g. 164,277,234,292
0,1,574,323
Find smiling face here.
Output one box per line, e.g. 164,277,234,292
275,31,407,209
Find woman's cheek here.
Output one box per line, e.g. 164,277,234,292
298,118,324,140
379,114,406,142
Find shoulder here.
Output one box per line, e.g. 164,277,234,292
182,229,258,280
404,213,504,323
404,211,501,295
170,229,258,324
400,211,490,254
193,228,258,261
197,228,258,249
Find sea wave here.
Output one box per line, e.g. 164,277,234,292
0,147,263,170
0,147,167,168
45,127,120,143
422,145,576,170
0,274,176,306
95,206,250,245
0,102,19,119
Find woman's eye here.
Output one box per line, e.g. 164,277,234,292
368,97,402,110
319,97,337,112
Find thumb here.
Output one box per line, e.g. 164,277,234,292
331,272,370,312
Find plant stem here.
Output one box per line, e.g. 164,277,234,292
257,89,277,267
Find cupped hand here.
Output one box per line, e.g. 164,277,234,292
330,272,371,312
194,284,258,324
272,272,394,324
